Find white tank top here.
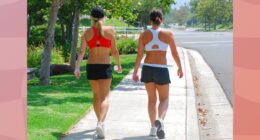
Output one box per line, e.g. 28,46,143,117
145,28,168,52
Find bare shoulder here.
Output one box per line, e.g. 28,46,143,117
160,28,174,37
142,29,153,37
84,28,93,36
103,26,115,34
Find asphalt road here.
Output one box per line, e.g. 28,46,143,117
173,30,233,105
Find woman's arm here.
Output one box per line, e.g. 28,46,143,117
110,28,122,71
74,33,87,79
168,31,183,78
133,32,145,82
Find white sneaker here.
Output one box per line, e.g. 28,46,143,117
96,122,105,139
155,119,165,139
149,127,157,137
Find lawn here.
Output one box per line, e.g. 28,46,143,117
27,54,137,140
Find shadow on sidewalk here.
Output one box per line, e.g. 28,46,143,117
115,136,158,140
59,129,96,140
113,79,145,92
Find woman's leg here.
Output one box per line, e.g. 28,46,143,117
89,80,101,121
145,82,157,127
98,78,112,122
156,84,169,120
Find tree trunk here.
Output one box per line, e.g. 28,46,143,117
214,20,217,30
66,12,75,43
61,21,66,43
204,20,207,31
70,4,80,70
40,0,63,86
208,20,211,31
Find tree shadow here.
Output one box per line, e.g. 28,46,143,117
113,79,145,91
59,129,100,140
28,92,93,106
114,136,158,140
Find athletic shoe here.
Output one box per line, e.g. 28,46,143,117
96,122,105,139
155,119,165,139
149,127,157,137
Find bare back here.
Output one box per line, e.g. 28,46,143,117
84,26,115,64
142,29,172,65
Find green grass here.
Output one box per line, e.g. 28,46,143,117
27,54,137,140
191,23,233,32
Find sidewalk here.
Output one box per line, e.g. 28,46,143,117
61,47,200,140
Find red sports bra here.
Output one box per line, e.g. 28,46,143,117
86,27,111,49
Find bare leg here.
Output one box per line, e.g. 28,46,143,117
145,82,157,127
98,79,112,122
156,84,169,120
89,80,101,121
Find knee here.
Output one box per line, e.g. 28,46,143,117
159,97,169,103
100,94,109,102
93,92,100,101
148,99,157,106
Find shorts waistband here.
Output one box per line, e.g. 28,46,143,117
142,63,169,68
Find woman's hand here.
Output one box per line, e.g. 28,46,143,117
177,68,183,78
132,72,139,82
115,64,123,73
74,68,81,80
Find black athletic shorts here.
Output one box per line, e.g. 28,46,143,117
141,65,171,85
86,64,112,80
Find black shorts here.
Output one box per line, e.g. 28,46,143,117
141,65,171,85
86,64,112,80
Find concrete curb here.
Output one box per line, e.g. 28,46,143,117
186,49,233,140
181,48,200,140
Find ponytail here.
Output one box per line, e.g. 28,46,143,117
150,8,163,25
96,20,103,36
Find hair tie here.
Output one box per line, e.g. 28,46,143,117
156,17,161,22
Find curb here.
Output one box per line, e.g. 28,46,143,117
181,48,201,140
186,49,233,140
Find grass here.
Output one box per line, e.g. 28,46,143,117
190,23,233,32
27,54,137,140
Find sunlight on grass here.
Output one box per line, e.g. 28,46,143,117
27,54,136,140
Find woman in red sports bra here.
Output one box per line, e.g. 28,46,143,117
74,7,122,138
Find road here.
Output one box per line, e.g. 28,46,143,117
172,30,233,105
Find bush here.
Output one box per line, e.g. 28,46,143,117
57,41,71,62
28,44,65,67
28,25,47,45
116,38,138,54
80,18,91,26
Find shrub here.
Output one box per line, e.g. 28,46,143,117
28,44,65,68
116,38,137,54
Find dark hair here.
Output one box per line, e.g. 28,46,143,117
150,8,163,25
91,7,105,19
91,7,105,36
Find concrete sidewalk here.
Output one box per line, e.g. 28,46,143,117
61,47,200,140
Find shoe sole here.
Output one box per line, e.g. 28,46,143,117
96,127,105,139
155,120,165,139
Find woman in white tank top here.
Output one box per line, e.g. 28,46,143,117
132,8,183,139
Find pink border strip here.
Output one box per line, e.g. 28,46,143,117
234,0,260,140
0,0,27,139
0,0,260,139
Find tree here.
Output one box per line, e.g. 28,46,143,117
40,0,65,85
70,0,80,69
190,0,233,30
165,4,190,26
136,0,175,26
